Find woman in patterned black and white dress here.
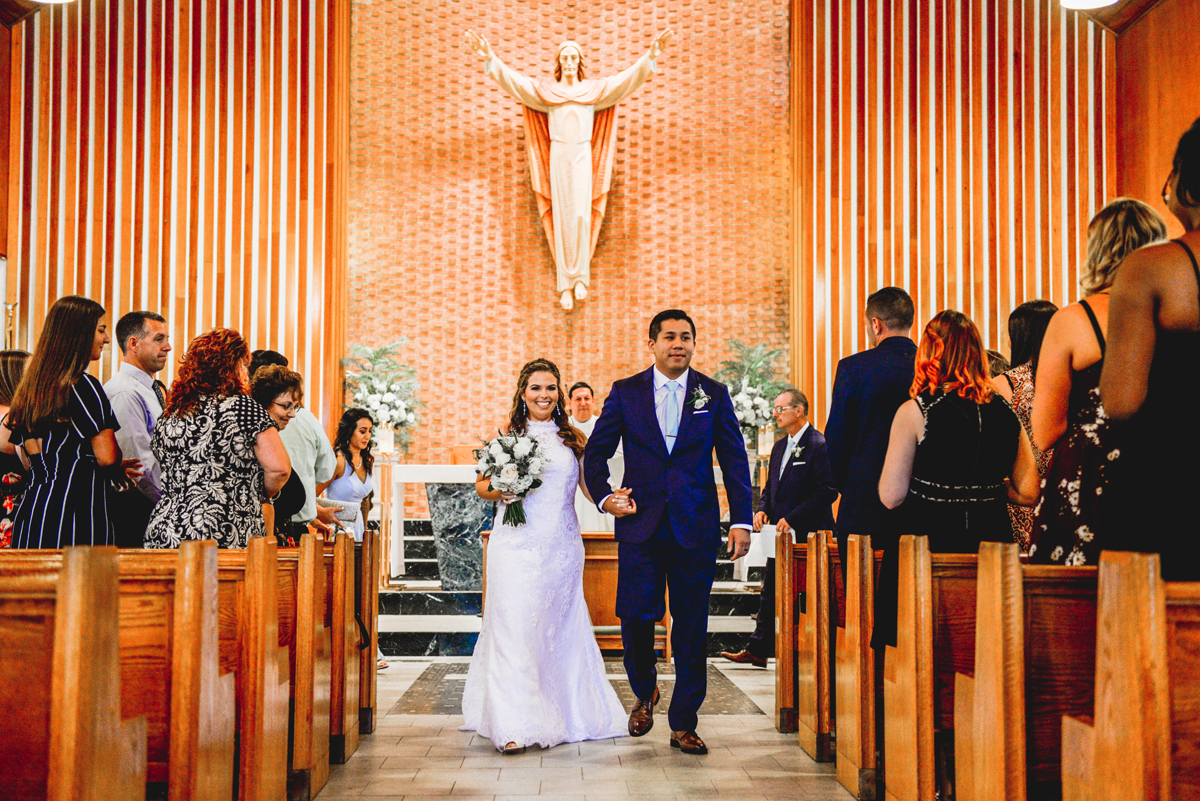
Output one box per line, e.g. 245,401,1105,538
144,329,292,549
1,296,130,548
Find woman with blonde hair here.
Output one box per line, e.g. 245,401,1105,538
876,310,1040,647
1029,198,1168,566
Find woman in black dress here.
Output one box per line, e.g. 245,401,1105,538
145,329,292,549
1102,117,1200,581
1029,198,1167,567
875,309,1040,647
249,364,307,546
1,296,131,547
0,349,31,548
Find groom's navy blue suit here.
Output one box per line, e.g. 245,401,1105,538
585,366,753,732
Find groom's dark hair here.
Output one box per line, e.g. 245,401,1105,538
649,309,696,341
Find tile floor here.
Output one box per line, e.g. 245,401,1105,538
318,658,855,800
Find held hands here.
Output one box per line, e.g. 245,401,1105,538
464,30,493,61
727,527,751,560
649,29,675,59
602,487,638,518
752,511,768,532
112,459,143,492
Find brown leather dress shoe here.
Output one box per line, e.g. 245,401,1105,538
719,649,767,668
670,729,708,755
628,685,660,737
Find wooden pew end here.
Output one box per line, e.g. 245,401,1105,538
1061,715,1094,801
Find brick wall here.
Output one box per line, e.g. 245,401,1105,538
349,0,792,468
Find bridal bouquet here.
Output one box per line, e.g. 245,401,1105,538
474,431,547,527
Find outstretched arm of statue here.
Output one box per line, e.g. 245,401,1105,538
593,28,675,110
464,30,548,111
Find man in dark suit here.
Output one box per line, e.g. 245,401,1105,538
720,388,836,667
585,310,753,755
823,286,916,647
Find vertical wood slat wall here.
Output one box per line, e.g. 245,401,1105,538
1,0,349,429
791,0,1116,426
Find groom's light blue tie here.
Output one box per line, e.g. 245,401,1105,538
664,380,680,453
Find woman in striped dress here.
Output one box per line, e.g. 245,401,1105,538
1,296,130,548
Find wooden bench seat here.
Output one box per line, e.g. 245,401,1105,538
775,533,808,733
323,533,361,763
216,536,292,800
1061,551,1200,801
356,530,380,734
0,546,148,801
796,530,834,762
884,536,978,801
836,534,883,800
276,536,332,800
953,542,1097,801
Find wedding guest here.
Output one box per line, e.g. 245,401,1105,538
986,349,1010,377
104,311,172,547
825,286,917,573
720,389,836,667
0,350,30,548
2,296,131,548
249,365,308,545
569,381,622,532
249,350,337,539
878,310,1040,647
991,300,1058,551
144,328,291,549
1029,199,1167,567
1102,116,1200,581
325,409,376,542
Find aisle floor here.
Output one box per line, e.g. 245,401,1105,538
320,657,855,800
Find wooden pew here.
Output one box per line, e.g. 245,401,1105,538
216,536,292,800
796,530,834,762
883,536,978,801
953,542,1097,801
357,529,380,733
836,534,879,800
323,533,360,763
774,531,807,733
0,546,148,801
277,537,332,800
1061,551,1200,801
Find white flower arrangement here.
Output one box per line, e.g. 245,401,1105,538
730,377,774,432
342,339,423,452
474,430,548,527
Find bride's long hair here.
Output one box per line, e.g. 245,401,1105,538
507,358,587,457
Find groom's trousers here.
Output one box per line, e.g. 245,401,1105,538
617,514,717,733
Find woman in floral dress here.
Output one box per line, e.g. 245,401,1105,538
144,329,292,549
1029,199,1167,566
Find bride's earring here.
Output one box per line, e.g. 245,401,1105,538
520,399,527,417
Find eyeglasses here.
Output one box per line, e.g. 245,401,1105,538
773,406,800,415
272,400,302,413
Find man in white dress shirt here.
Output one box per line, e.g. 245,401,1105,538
105,311,172,547
568,382,622,532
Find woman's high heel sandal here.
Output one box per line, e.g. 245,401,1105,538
502,742,526,755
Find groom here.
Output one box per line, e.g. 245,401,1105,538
584,310,753,754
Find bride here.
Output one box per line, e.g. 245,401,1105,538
461,358,633,753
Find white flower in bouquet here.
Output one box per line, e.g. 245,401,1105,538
473,430,549,527
342,339,424,454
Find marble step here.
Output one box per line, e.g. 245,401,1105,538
378,616,757,658
380,585,760,617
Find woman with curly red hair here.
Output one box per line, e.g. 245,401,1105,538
873,309,1040,647
144,328,291,549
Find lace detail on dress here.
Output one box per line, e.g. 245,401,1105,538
459,418,627,751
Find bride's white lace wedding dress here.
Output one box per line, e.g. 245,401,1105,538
460,418,628,750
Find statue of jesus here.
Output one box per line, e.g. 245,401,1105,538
466,29,674,310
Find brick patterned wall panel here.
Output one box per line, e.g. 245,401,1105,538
349,0,792,463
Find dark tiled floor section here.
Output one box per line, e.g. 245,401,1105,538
389,662,764,717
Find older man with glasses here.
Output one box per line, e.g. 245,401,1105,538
720,388,836,667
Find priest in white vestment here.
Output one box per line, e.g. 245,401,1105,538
465,30,674,310
567,382,622,532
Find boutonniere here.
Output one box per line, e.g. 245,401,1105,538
690,386,711,410
791,443,806,460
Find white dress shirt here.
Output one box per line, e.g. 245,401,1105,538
779,423,811,479
104,362,163,502
278,407,337,524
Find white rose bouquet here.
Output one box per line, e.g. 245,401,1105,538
474,431,548,527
